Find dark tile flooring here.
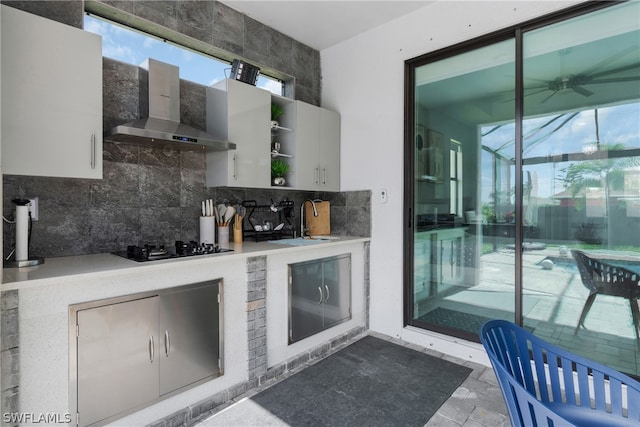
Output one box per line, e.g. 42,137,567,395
197,333,509,427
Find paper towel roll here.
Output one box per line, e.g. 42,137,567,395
199,216,215,244
15,205,29,261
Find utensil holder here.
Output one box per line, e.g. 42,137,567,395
233,227,243,243
199,216,215,244
218,225,230,247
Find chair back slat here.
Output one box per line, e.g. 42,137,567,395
546,350,565,404
610,377,623,415
628,386,640,419
480,320,640,426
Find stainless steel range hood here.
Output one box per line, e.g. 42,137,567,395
106,59,235,151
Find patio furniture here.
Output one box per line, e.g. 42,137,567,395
571,250,640,343
480,319,640,427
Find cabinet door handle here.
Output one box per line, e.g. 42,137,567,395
149,335,155,363
317,286,323,303
90,133,96,169
322,168,327,185
164,330,170,357
314,167,319,184
233,155,237,180
324,284,330,302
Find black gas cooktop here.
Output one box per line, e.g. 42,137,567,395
114,241,233,262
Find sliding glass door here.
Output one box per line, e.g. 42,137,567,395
520,3,640,374
409,39,517,341
405,1,640,375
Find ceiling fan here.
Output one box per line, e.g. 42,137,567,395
526,61,640,103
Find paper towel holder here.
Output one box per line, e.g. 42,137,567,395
4,198,44,268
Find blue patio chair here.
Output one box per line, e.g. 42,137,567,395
480,320,640,427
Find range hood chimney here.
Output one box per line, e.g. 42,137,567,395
106,59,235,151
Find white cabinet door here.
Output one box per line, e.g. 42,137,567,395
1,5,103,179
294,101,340,191
294,101,321,190
206,79,270,188
319,108,340,191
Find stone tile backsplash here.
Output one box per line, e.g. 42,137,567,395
2,142,370,258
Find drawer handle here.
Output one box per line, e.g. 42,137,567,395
149,335,155,363
90,133,96,169
324,284,330,303
164,330,170,357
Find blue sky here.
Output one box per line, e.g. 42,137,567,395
84,15,282,94
480,103,640,201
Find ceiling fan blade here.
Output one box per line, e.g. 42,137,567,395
572,86,594,97
499,88,549,104
590,62,640,79
580,46,638,76
525,88,551,97
587,76,640,84
541,91,558,103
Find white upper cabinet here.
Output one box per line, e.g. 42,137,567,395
206,79,271,188
294,101,340,191
1,5,103,179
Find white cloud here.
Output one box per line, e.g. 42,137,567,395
258,78,283,95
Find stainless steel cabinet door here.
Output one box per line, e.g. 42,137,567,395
289,254,351,343
289,261,325,343
158,281,221,395
77,296,159,426
322,254,351,330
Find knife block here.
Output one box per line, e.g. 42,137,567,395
305,201,331,235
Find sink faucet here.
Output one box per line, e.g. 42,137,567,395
300,199,319,238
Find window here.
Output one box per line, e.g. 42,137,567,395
84,14,283,95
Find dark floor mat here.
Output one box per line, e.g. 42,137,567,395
204,335,472,426
418,307,494,336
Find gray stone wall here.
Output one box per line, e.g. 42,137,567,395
1,2,371,259
246,256,267,383
0,290,18,426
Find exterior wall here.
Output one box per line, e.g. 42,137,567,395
320,0,585,362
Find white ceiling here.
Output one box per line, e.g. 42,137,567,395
219,1,433,51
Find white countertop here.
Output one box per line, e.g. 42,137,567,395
1,237,370,290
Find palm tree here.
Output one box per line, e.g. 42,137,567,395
560,142,640,244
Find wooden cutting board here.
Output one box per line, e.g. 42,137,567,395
305,201,330,235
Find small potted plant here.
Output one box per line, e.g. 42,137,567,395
271,159,289,186
271,103,284,128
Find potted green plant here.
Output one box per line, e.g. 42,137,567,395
271,159,289,186
271,103,284,128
